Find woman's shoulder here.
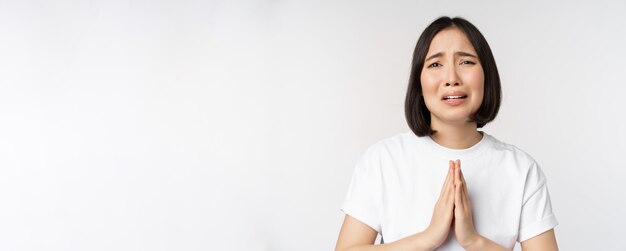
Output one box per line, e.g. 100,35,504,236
353,132,419,173
362,131,420,156
485,133,540,167
357,131,437,167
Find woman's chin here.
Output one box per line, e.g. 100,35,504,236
431,115,475,127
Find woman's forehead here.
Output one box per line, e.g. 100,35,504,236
427,28,476,55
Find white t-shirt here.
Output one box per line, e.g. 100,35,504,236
340,131,558,250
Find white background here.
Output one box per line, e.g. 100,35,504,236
1,0,625,250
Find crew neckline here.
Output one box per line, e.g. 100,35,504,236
414,131,493,161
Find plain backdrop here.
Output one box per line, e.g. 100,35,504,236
1,0,625,250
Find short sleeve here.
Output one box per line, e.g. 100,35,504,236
517,162,558,242
340,151,382,233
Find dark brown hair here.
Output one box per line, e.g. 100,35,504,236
405,16,501,137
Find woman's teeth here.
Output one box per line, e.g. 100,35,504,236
443,95,467,100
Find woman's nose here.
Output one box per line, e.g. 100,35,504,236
444,66,461,87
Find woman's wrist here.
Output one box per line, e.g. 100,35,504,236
409,230,437,251
461,234,485,251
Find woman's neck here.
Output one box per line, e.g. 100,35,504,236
430,120,483,150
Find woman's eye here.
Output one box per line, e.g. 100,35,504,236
427,62,441,68
460,61,476,65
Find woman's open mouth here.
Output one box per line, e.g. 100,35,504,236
441,93,468,106
442,95,467,100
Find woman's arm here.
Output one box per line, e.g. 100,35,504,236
463,235,511,251
520,229,558,251
334,215,435,251
464,228,558,251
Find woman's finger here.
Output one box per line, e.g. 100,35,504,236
445,161,456,204
454,159,461,187
459,163,469,192
457,164,471,210
440,161,453,195
453,160,462,207
457,181,467,213
454,176,462,209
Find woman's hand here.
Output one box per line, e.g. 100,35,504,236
452,159,481,248
422,161,456,249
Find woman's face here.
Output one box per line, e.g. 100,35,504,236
420,27,484,126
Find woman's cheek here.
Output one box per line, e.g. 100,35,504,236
462,68,484,85
420,76,439,107
463,68,485,111
420,73,439,93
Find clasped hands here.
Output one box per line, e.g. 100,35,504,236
423,160,482,249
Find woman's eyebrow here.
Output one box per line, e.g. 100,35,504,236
456,51,478,58
425,52,443,61
425,51,478,62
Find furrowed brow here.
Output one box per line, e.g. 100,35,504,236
456,51,478,58
425,52,443,62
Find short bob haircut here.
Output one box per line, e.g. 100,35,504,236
405,16,501,137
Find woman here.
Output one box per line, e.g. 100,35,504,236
335,17,559,251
